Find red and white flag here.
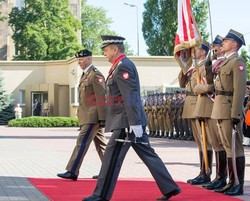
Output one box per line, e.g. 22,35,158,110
174,0,202,73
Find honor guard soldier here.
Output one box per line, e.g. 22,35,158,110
179,41,213,185
156,96,164,137
209,29,247,196
57,49,107,181
152,96,159,137
83,35,181,201
147,95,155,137
193,38,227,190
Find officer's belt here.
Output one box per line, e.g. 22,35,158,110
186,91,197,96
215,90,233,96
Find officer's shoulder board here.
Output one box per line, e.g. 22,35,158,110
92,67,98,72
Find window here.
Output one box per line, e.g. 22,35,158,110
70,87,75,104
15,0,25,9
19,90,25,105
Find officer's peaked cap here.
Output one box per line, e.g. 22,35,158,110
200,41,210,53
75,49,92,58
212,35,223,46
223,29,245,47
101,35,125,49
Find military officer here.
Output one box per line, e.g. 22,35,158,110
83,35,181,201
156,97,164,137
147,95,155,137
193,37,227,190
152,96,159,137
57,49,107,181
209,29,247,196
179,41,213,185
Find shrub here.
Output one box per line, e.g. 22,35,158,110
8,116,78,127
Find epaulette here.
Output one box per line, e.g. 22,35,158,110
92,67,98,72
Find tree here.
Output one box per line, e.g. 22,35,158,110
241,48,250,80
142,0,208,56
8,0,81,60
81,0,134,55
0,0,6,21
0,71,14,125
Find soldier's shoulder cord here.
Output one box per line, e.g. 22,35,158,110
92,67,98,72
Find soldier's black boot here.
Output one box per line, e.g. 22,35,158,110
168,132,174,139
173,132,179,139
203,151,227,190
187,150,212,185
214,158,234,193
177,132,184,140
153,131,159,138
224,156,245,196
164,131,169,138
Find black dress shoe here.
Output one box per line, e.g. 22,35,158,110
202,177,227,190
187,174,210,185
224,184,244,196
57,171,78,181
214,181,234,193
82,195,107,201
156,187,181,200
92,175,98,179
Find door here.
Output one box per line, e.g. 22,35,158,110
31,92,43,116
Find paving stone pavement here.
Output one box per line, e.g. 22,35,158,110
0,126,249,201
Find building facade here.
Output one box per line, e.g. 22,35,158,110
0,56,181,118
0,0,81,60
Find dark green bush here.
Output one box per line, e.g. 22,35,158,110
8,116,78,127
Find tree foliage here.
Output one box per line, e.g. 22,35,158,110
0,71,14,125
8,0,81,60
81,0,134,55
142,0,208,56
241,48,250,80
0,0,6,21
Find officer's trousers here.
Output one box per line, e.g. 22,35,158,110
93,128,179,200
66,124,107,175
216,119,244,157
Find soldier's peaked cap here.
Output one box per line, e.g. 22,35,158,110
223,29,245,47
212,35,223,46
200,41,210,53
101,35,125,49
75,49,92,58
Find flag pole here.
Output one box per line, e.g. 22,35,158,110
207,0,213,43
193,48,210,175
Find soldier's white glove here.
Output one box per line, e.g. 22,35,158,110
130,125,143,138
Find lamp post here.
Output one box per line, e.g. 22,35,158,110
124,2,139,56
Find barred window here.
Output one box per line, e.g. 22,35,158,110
19,90,25,105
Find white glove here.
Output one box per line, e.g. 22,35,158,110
130,125,143,138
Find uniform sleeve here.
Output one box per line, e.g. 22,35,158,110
92,71,106,121
178,70,188,88
115,63,141,126
231,59,247,119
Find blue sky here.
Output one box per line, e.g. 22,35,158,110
88,0,250,55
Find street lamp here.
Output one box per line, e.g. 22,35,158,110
124,2,139,56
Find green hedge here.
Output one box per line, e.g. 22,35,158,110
8,116,78,127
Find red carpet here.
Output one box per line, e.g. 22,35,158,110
28,178,242,201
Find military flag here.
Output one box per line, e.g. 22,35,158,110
174,0,202,73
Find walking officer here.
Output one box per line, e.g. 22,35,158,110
57,49,107,181
83,35,181,201
209,29,247,196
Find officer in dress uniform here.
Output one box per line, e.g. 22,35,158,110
83,35,181,201
193,38,227,190
179,41,213,185
57,49,107,181
209,29,247,196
